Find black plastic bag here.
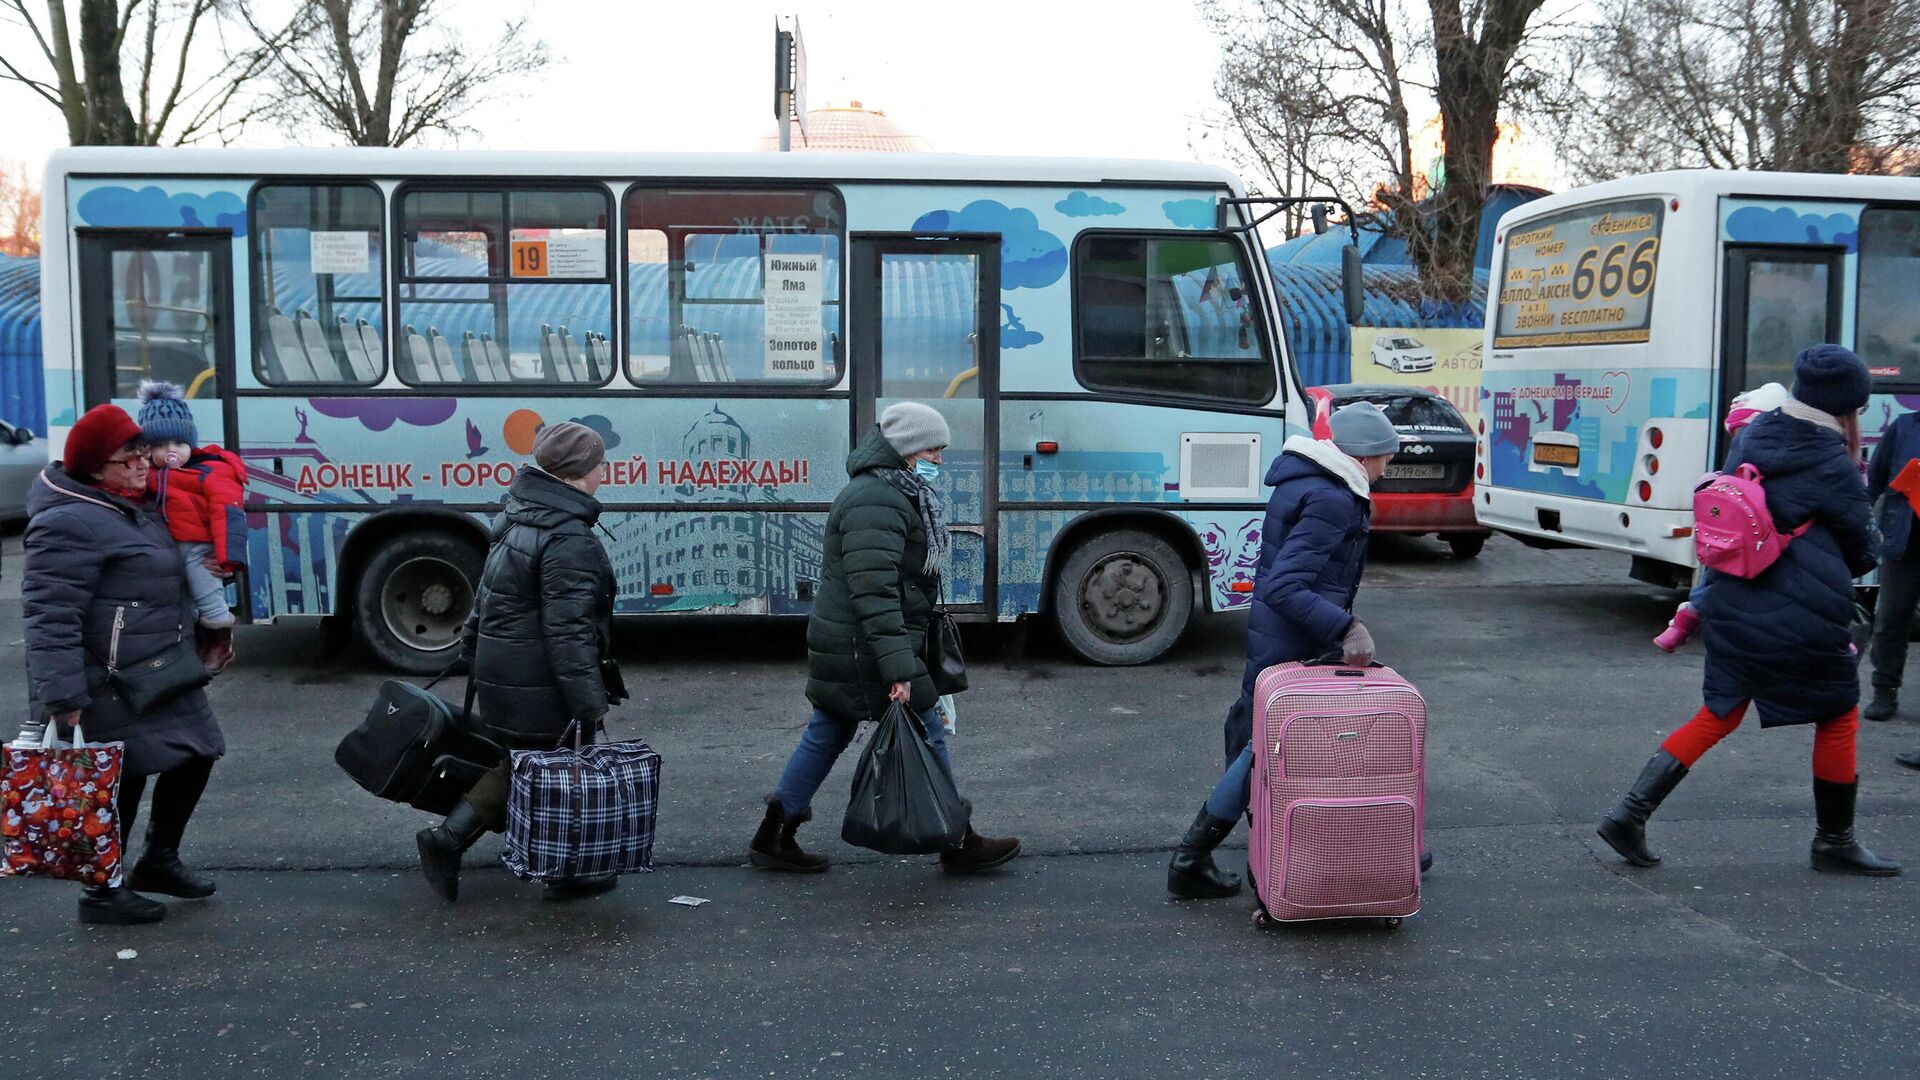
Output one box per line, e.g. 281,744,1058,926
841,702,968,854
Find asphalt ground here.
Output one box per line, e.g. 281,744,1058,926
3,532,1919,1079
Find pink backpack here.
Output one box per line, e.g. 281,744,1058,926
1693,464,1809,578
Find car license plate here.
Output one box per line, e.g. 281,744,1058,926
1384,464,1444,480
1533,442,1580,468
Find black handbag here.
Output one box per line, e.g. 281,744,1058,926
926,609,968,695
104,637,211,715
336,672,504,815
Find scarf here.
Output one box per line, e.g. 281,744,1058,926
879,467,951,577
1781,395,1865,468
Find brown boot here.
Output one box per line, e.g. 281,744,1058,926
748,796,830,873
196,623,235,675
939,823,1021,875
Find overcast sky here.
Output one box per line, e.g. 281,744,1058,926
2,0,1234,174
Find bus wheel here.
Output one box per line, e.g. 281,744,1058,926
1052,528,1194,666
354,532,482,674
1446,533,1487,560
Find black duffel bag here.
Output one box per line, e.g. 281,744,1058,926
841,701,968,854
335,674,504,815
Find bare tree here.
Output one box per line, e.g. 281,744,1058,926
1197,0,1426,239
1421,0,1551,299
235,0,549,147
1,0,270,145
0,160,42,256
1555,0,1920,181
1198,0,1553,301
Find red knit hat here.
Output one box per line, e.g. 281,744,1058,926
63,404,144,480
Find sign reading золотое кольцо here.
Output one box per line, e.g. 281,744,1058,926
763,252,824,378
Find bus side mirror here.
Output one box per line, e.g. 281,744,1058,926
1341,245,1364,326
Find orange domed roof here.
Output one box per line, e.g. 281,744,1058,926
756,102,934,153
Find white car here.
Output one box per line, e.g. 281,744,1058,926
1370,335,1437,374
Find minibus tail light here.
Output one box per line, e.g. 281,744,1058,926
1647,427,1664,450
1645,455,1660,475
1638,480,1653,502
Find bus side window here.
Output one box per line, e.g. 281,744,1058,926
625,186,844,387
1859,208,1920,387
251,183,386,386
1072,232,1272,403
397,187,614,386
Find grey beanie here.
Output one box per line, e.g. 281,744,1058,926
1328,402,1401,457
879,402,951,458
533,421,606,480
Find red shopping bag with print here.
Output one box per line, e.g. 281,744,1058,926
1,724,125,887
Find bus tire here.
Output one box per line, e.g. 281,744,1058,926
1446,533,1487,560
1051,528,1194,666
354,531,483,674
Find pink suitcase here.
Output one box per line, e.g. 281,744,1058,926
1248,659,1426,926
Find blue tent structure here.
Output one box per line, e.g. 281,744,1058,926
0,254,43,431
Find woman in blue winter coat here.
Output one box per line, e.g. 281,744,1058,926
1599,345,1900,877
1167,403,1402,899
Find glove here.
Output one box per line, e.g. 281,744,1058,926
1340,619,1375,667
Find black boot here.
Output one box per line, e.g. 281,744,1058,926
1167,807,1241,898
78,886,166,925
1597,750,1690,867
748,796,829,873
416,801,487,902
1865,686,1899,723
129,842,216,899
1810,778,1902,876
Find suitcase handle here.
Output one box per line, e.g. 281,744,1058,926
1305,653,1384,670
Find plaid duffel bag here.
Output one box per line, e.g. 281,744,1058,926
502,723,662,883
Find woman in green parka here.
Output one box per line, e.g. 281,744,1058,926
748,402,1020,874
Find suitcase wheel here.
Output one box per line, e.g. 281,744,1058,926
1251,907,1273,929
1383,917,1402,929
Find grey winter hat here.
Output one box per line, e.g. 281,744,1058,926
879,402,951,458
1328,402,1401,457
533,421,606,480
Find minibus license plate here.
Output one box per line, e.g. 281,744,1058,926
1533,443,1580,468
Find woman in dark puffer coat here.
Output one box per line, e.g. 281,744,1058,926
747,403,1018,876
1599,345,1899,877
23,405,225,925
414,422,623,903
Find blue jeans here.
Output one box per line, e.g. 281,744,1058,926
179,541,233,627
1205,745,1255,822
774,706,957,817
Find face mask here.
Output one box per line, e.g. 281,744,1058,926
913,459,940,483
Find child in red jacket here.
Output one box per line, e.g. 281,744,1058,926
136,381,247,673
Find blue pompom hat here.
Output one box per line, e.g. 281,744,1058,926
1791,344,1872,416
135,380,198,445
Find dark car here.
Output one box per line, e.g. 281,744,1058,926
1306,383,1490,558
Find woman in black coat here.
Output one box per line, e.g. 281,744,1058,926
414,422,621,903
23,405,225,925
1598,345,1899,877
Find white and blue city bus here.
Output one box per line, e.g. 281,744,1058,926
39,148,1359,670
1477,170,1920,586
